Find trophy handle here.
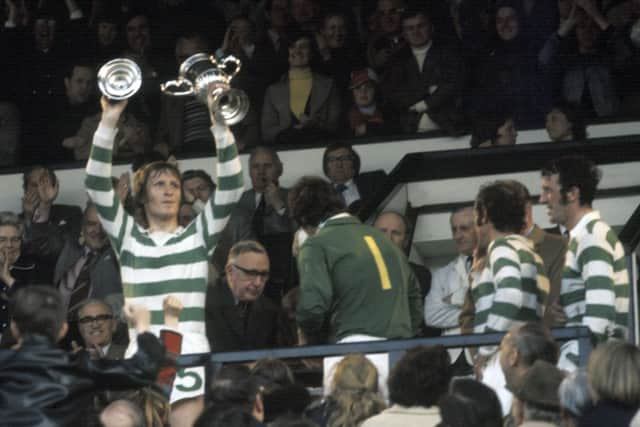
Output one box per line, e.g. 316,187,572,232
160,77,195,96
220,55,242,78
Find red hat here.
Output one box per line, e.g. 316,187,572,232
349,68,379,89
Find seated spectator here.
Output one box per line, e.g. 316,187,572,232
316,10,365,92
558,369,592,427
0,102,20,168
361,346,452,427
383,7,465,135
366,0,407,73
344,68,395,137
438,378,503,427
509,360,565,426
73,299,126,360
469,1,551,128
0,212,36,338
261,28,342,144
469,113,517,148
20,165,83,283
322,142,387,215
581,341,640,427
0,286,164,426
545,101,587,142
306,353,386,427
539,0,620,119
205,240,281,352
252,359,310,422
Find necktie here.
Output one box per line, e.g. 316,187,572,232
68,251,95,319
465,255,474,273
252,196,266,240
335,184,347,193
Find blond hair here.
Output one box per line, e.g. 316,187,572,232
588,341,640,407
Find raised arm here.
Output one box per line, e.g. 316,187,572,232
198,87,244,254
85,98,133,254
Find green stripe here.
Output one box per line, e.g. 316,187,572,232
120,247,207,269
614,284,629,298
578,246,614,269
585,304,616,320
131,227,156,246
125,279,206,297
166,224,197,245
613,257,628,272
585,219,599,234
97,198,120,222
90,145,114,163
605,229,619,250
584,276,614,291
496,277,521,290
472,282,495,301
563,268,581,279
86,174,113,192
218,174,243,190
491,302,539,321
517,250,536,265
568,239,578,253
560,289,584,307
492,257,520,276
150,307,205,324
520,278,541,294
218,144,239,163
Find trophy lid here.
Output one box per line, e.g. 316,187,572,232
97,58,142,100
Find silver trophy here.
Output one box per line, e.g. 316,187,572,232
161,53,249,125
97,58,142,100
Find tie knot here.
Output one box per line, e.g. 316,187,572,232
335,184,347,193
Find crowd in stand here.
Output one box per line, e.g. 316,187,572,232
2,0,640,167
1,0,640,426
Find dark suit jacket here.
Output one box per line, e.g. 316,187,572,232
383,43,465,134
23,204,83,284
529,225,568,326
205,278,281,352
349,170,388,215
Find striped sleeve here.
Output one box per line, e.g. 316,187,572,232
486,240,524,332
577,231,617,343
85,122,134,254
198,124,244,255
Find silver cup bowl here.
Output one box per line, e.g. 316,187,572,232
97,58,142,100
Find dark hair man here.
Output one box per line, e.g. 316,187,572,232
289,176,422,345
85,88,244,425
540,156,629,371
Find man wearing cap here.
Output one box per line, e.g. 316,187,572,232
382,7,464,135
345,68,394,137
509,360,565,426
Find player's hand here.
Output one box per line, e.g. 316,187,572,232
124,303,151,333
100,97,128,128
163,295,183,328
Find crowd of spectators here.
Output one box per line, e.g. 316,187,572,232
2,0,640,167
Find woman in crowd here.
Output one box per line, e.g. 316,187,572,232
261,27,341,144
306,353,386,427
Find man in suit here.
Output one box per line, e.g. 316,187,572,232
205,240,280,352
75,298,126,360
322,142,387,215
21,165,83,284
383,7,464,134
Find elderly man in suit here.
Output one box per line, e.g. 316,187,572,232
205,240,281,351
75,298,126,360
383,7,464,135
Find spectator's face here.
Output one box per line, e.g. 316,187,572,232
352,82,376,108
83,205,108,252
97,22,118,47
126,15,150,54
496,119,517,146
0,225,21,267
230,18,253,45
226,251,270,302
33,18,56,51
291,0,316,25
377,0,401,34
78,303,117,348
540,174,568,225
546,109,573,142
402,14,431,48
496,7,519,41
288,37,312,68
325,147,356,184
143,170,181,223
183,177,212,203
178,203,195,227
323,15,346,49
64,66,94,105
250,151,281,193
374,212,407,249
451,209,477,256
269,0,289,28
25,167,46,196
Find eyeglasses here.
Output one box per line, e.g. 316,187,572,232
327,155,354,163
78,314,113,324
232,264,270,280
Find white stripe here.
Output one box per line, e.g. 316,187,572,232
213,187,244,206
125,292,206,311
218,158,243,177
124,234,207,258
585,289,615,307
582,259,614,277
121,263,208,284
